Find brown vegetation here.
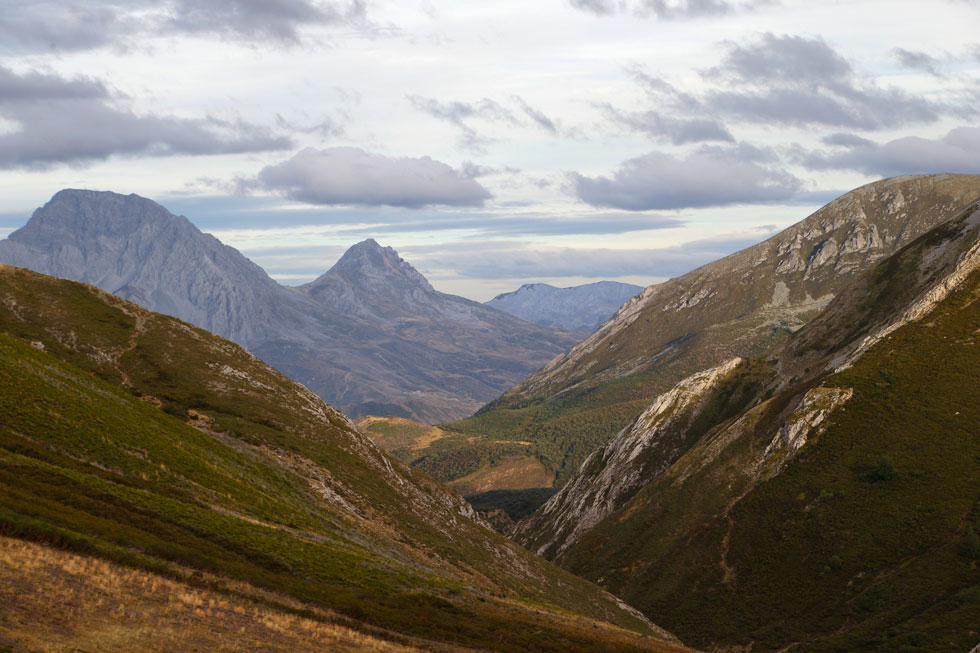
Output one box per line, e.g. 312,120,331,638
0,536,418,652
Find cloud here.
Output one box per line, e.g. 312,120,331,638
700,33,949,129
892,48,943,76
407,95,518,151
797,126,980,177
167,0,367,43
0,0,368,52
0,66,291,169
513,96,558,134
600,104,733,144
569,0,774,19
255,147,492,207
569,0,619,14
569,144,803,210
607,34,971,142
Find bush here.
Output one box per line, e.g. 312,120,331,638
862,456,898,482
961,527,980,560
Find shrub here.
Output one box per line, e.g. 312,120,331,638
862,456,898,482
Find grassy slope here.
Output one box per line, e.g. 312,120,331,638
0,536,416,652
437,175,980,496
0,265,683,652
557,239,980,650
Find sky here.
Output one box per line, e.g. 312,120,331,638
0,0,978,301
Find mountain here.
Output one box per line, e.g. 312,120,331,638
486,281,643,331
437,174,980,500
0,264,685,652
0,190,582,422
513,193,980,650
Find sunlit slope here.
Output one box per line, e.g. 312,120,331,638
441,174,980,495
0,265,683,652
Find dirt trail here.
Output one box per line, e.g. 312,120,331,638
111,306,146,386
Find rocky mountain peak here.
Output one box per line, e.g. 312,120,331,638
13,189,190,242
324,238,434,293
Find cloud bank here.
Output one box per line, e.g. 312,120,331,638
256,147,492,208
0,66,291,169
0,0,368,52
570,144,802,210
799,127,980,177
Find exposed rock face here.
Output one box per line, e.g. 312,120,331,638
0,189,297,345
486,281,643,332
515,357,744,558
0,190,581,423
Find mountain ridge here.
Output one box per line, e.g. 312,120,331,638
440,174,980,494
486,280,644,331
513,192,980,650
0,190,582,422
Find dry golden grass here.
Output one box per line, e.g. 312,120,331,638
0,536,420,652
449,455,554,496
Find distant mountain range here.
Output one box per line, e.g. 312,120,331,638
0,189,582,423
512,180,980,651
486,281,643,331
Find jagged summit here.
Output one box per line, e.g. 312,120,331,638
0,189,288,345
306,238,435,299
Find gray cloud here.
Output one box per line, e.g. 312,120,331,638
600,103,733,144
569,0,619,15
255,147,492,207
708,33,851,83
608,34,969,141
798,126,980,177
0,66,291,169
0,1,138,52
570,144,802,210
821,132,875,148
407,95,518,151
701,33,949,129
0,0,368,52
892,48,943,76
168,0,367,43
569,0,774,19
513,96,558,134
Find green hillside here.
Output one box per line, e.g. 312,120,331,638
0,265,683,652
551,205,980,650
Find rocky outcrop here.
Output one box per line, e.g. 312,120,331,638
515,358,743,558
486,281,643,332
